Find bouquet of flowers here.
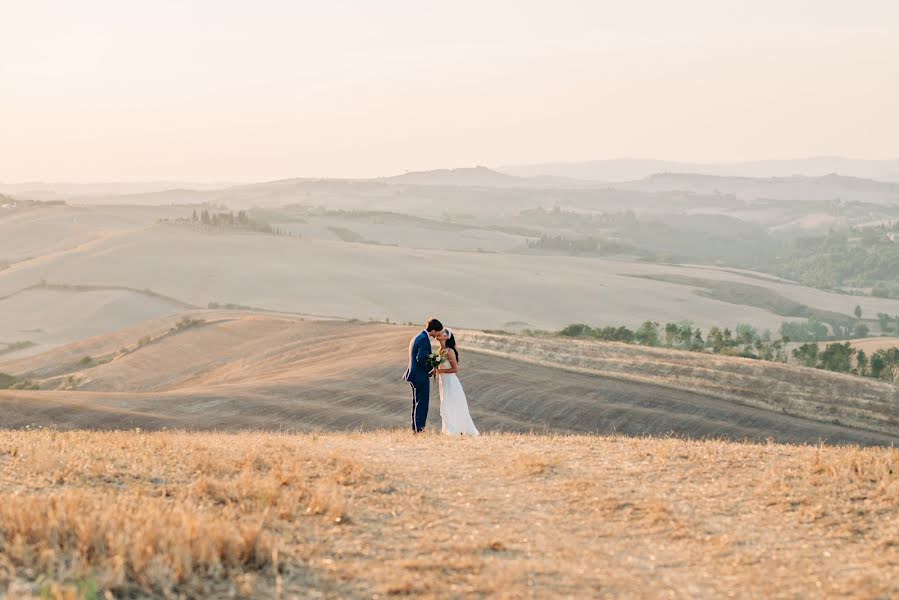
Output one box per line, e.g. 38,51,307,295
427,350,446,377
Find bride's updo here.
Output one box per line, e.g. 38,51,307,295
444,328,459,362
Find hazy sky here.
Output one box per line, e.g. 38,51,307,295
2,0,898,181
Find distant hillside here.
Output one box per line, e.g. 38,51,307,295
616,172,899,204
383,166,527,187
0,180,236,200
498,157,899,182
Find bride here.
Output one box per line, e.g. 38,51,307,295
435,328,480,436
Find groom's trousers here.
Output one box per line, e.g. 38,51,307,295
410,378,429,432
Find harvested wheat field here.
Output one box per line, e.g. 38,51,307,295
0,430,896,599
2,315,897,446
6,211,899,333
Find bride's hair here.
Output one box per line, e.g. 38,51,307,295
444,329,459,362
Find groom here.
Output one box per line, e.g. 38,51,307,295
402,318,443,432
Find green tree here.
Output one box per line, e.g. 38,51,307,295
754,339,767,359
664,322,678,347
818,342,855,373
676,321,694,350
780,317,829,342
772,338,788,363
635,321,661,347
560,324,593,338
876,348,899,382
870,354,887,379
735,323,758,346
691,328,705,351
615,326,635,343
722,328,735,348
854,304,863,320
792,343,819,368
706,326,725,353
855,349,869,376
877,312,893,333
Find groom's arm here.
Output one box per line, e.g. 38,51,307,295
414,338,431,370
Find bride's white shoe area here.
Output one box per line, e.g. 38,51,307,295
438,373,480,436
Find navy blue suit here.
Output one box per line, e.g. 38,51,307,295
402,330,433,432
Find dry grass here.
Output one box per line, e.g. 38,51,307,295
3,317,896,448
0,430,896,599
0,431,364,598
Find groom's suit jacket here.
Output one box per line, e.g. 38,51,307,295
403,331,432,383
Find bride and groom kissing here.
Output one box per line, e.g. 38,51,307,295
402,318,479,436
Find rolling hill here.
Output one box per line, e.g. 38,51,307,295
617,173,899,204
383,166,526,187
1,312,896,446
5,213,899,338
498,156,899,182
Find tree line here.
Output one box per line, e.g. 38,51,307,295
554,320,899,382
876,312,899,335
778,314,870,342
557,321,790,362
161,209,294,236
792,343,899,381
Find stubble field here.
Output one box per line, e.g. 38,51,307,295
0,430,896,599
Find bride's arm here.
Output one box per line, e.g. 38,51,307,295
438,350,459,374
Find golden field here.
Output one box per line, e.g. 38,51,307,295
1,316,897,446
0,430,896,599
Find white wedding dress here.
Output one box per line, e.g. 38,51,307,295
438,359,480,436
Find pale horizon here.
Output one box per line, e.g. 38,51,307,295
5,154,899,186
2,0,898,181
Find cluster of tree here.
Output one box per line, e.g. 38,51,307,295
163,209,293,235
556,319,899,381
208,301,257,311
518,206,638,230
170,316,204,333
0,372,39,390
762,228,899,293
192,209,281,233
778,315,869,342
877,313,899,334
792,343,899,381
559,321,789,362
872,284,899,299
0,196,66,208
0,341,36,356
525,233,642,256
518,208,773,264
526,234,600,254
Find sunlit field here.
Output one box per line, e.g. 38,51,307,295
1,430,896,598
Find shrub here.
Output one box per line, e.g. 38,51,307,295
559,324,594,338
